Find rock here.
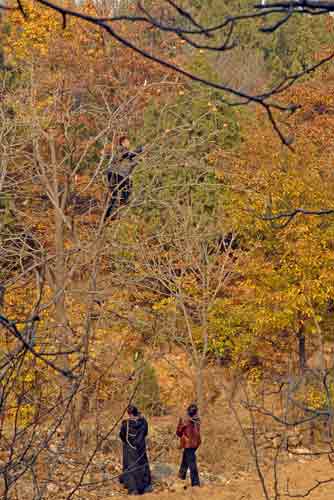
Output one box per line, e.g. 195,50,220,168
265,432,280,440
47,483,58,493
220,477,231,485
170,481,188,493
294,447,311,455
288,435,301,447
151,462,178,481
272,437,282,448
290,447,314,460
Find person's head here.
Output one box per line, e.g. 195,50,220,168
127,405,139,417
119,136,130,149
187,403,198,418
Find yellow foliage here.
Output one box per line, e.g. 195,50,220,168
152,296,176,313
6,0,63,61
5,0,103,63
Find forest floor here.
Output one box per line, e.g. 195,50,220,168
72,407,334,500
13,366,334,500
15,400,334,499
51,384,334,500
105,455,334,500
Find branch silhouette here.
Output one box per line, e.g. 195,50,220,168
2,0,334,144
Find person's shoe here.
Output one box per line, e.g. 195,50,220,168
128,490,140,495
178,473,186,480
143,484,153,493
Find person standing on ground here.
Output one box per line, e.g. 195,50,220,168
176,403,201,487
119,405,152,495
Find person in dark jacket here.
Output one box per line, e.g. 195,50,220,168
119,405,152,495
176,403,201,487
105,136,143,220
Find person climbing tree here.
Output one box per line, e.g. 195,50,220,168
105,136,143,220
119,405,152,495
176,403,201,487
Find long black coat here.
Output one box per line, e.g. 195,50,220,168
106,146,143,187
105,147,142,218
119,416,151,493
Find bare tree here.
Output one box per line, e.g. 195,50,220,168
0,64,156,496
108,189,236,410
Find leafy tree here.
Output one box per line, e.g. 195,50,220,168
2,0,334,143
212,72,334,375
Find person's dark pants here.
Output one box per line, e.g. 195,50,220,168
105,194,118,219
179,448,200,486
105,181,132,220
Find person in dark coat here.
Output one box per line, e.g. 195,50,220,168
105,136,143,220
176,403,201,487
119,405,152,495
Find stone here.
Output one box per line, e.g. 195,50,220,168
171,481,188,493
288,435,301,447
272,437,282,448
47,483,58,493
294,447,311,455
265,432,280,440
151,462,178,481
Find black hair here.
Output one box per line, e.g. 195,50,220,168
127,405,139,417
187,404,198,417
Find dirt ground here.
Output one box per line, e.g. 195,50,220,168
90,384,334,500
99,454,334,500
12,368,334,500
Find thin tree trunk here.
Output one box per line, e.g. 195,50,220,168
195,365,203,413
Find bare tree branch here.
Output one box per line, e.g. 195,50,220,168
256,0,334,13
0,314,78,378
286,477,334,498
261,207,334,228
2,0,333,144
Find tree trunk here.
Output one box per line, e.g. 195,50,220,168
195,365,204,414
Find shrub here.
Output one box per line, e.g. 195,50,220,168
134,362,163,416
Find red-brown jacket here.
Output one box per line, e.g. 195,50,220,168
176,416,201,449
